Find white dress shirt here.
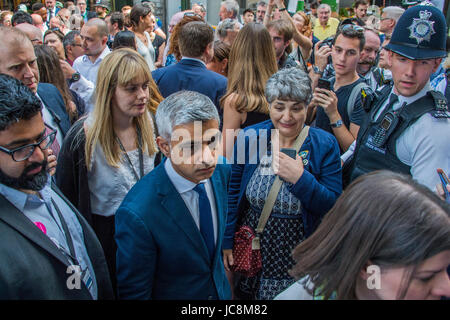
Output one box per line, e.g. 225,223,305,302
70,46,111,113
164,159,218,244
345,81,450,191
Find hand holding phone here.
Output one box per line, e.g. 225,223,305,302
437,169,450,203
317,78,332,91
280,148,297,159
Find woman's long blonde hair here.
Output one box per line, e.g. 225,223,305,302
85,48,163,168
220,22,278,113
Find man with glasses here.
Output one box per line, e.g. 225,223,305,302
0,27,71,157
347,4,450,191
0,74,113,299
378,6,405,40
63,30,84,66
309,23,368,154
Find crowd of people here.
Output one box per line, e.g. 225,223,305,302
0,0,449,301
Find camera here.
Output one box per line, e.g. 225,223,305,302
318,36,334,65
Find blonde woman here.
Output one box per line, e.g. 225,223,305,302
221,22,278,159
55,48,163,292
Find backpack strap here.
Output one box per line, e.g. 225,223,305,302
347,81,370,118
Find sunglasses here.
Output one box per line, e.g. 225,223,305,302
340,24,364,33
183,12,203,19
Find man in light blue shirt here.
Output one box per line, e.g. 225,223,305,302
0,74,113,299
61,18,110,113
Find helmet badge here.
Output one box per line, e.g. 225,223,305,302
408,10,435,44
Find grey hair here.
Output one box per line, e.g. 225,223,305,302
318,3,331,12
216,18,242,38
156,91,220,140
220,0,239,19
265,67,312,106
257,1,267,7
382,6,405,23
63,30,80,49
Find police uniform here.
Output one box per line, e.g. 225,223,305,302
347,4,450,191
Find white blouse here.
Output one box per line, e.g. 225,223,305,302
136,31,156,71
88,144,155,217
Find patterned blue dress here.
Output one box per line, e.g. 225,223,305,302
236,153,305,300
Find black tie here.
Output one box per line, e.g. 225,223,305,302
385,93,399,112
193,183,215,261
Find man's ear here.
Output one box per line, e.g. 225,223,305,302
204,42,214,63
156,136,171,158
387,50,393,66
432,58,443,73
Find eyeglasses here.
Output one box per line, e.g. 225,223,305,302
0,125,57,162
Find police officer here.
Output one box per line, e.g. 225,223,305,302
347,4,450,191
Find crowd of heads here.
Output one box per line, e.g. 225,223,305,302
0,0,448,301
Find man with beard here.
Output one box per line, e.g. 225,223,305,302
357,28,382,91
0,74,114,299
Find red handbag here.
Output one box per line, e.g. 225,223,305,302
231,225,262,277
230,126,310,279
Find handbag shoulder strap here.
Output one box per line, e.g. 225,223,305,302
252,126,310,249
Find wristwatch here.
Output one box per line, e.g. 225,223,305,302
313,65,323,75
70,72,80,84
330,119,343,128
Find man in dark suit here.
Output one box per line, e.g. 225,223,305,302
76,0,97,23
0,26,71,157
115,91,232,300
45,0,60,25
0,74,113,299
151,21,227,112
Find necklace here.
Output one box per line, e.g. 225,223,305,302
115,125,144,182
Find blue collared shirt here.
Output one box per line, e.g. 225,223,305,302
0,178,98,299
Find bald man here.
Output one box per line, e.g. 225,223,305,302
31,13,47,34
60,18,110,112
15,23,43,46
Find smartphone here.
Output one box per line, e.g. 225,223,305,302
280,148,297,159
437,168,450,203
317,78,332,91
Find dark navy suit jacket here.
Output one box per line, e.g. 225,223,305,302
37,82,71,138
115,161,232,300
151,58,228,111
